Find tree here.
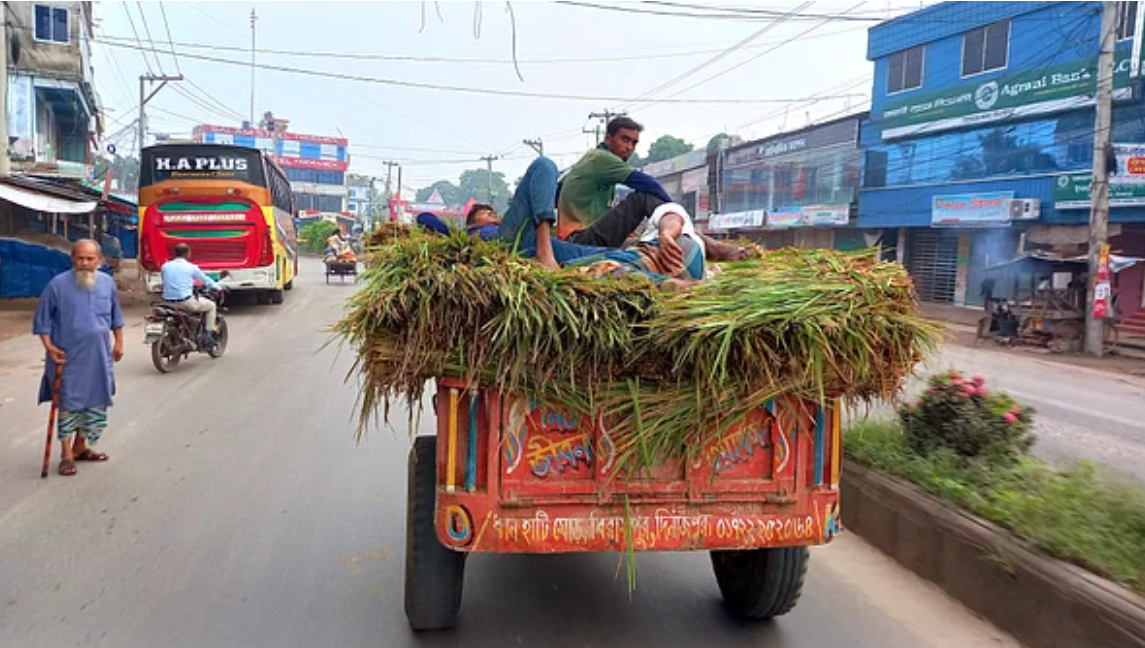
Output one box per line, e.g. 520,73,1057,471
416,180,460,205
298,220,339,254
628,151,645,168
707,133,732,155
93,155,140,194
646,135,694,164
458,168,510,213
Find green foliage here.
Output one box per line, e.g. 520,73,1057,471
900,371,1035,464
646,135,694,164
847,420,1145,596
416,180,460,205
706,132,732,154
458,168,510,213
298,220,339,254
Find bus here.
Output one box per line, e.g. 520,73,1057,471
138,143,298,304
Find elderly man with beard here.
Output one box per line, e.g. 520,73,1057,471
34,239,124,476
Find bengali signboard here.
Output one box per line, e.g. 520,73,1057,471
878,47,1143,140
725,118,859,168
1055,143,1145,209
931,192,1013,227
709,209,765,230
767,204,850,228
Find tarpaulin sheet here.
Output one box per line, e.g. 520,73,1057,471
0,238,72,298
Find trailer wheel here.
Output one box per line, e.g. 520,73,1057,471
405,436,466,631
256,291,271,305
711,547,808,620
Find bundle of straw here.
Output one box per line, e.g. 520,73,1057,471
337,225,939,468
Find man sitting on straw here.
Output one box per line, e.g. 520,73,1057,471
558,116,748,263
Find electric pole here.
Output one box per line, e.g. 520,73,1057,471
0,2,9,175
583,110,627,145
382,160,398,221
249,8,257,126
522,138,544,156
480,155,499,202
138,74,183,153
1085,1,1117,357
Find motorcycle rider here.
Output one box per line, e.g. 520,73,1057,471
161,243,223,345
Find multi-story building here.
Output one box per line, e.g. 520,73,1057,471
5,1,101,177
643,149,713,223
859,1,1145,320
194,113,349,217
705,114,866,250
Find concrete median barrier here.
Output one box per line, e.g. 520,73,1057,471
841,460,1145,648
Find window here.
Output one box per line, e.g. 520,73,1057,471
962,20,1009,76
1118,2,1138,40
887,46,924,94
34,5,69,44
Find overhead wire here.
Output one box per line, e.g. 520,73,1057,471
97,39,862,105
134,2,166,73
121,2,155,75
157,1,182,75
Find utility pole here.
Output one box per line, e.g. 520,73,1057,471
584,110,627,145
522,138,544,156
1086,1,1118,357
0,2,9,176
249,8,257,126
382,160,398,221
138,74,183,153
480,155,498,202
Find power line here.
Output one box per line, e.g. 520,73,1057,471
121,2,155,75
157,1,182,75
135,2,166,74
96,39,862,105
555,1,880,21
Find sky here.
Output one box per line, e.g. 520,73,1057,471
92,1,924,195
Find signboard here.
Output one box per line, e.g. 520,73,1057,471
766,204,850,228
194,124,347,146
1055,143,1145,208
725,118,859,168
931,192,1013,227
879,47,1143,140
644,149,708,176
162,213,248,224
147,146,261,184
273,156,347,171
1094,243,1112,319
680,167,708,194
709,209,765,230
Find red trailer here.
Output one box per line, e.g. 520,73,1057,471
405,377,843,630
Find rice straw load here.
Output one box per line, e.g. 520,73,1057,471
336,225,939,468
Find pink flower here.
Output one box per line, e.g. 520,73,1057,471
976,386,989,397
959,389,975,398
1003,412,1018,424
972,375,986,386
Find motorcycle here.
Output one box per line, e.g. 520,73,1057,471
143,282,230,373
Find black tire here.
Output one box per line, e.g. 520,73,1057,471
284,279,293,291
269,289,284,304
208,317,228,358
256,291,271,305
711,547,809,620
150,331,181,374
405,436,466,631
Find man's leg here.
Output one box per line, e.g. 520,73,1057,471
497,157,559,254
71,407,109,461
176,298,217,335
57,409,81,474
567,192,666,249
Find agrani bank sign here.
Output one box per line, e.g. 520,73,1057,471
877,47,1143,140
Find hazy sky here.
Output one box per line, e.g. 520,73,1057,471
92,1,920,193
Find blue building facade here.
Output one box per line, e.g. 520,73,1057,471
860,1,1145,313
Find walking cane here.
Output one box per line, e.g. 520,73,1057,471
40,364,63,479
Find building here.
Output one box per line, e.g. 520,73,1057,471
706,114,866,250
194,112,349,217
5,2,101,178
643,149,713,224
859,1,1145,321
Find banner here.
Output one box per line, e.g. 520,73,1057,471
1055,143,1145,208
931,192,1013,226
879,47,1142,140
709,210,765,230
767,204,850,228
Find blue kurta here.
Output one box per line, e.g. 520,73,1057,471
34,271,124,411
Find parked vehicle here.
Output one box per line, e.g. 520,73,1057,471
404,377,843,630
144,285,230,373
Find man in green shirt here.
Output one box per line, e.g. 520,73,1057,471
557,117,671,246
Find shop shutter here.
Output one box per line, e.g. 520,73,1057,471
907,229,959,303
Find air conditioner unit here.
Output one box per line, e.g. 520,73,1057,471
1008,198,1041,221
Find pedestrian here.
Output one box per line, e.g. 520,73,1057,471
34,239,125,476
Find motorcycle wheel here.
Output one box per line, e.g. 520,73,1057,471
151,331,182,373
208,317,229,358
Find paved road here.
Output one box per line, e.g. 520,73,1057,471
900,344,1145,481
1,258,1020,647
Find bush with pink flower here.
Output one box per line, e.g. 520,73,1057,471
899,370,1035,464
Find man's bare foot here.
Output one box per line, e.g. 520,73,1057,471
660,278,698,292
706,240,748,262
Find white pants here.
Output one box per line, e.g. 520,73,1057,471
172,296,216,333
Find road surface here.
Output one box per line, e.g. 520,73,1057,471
0,258,1024,647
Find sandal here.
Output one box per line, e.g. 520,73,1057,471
75,450,109,462
58,459,77,476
